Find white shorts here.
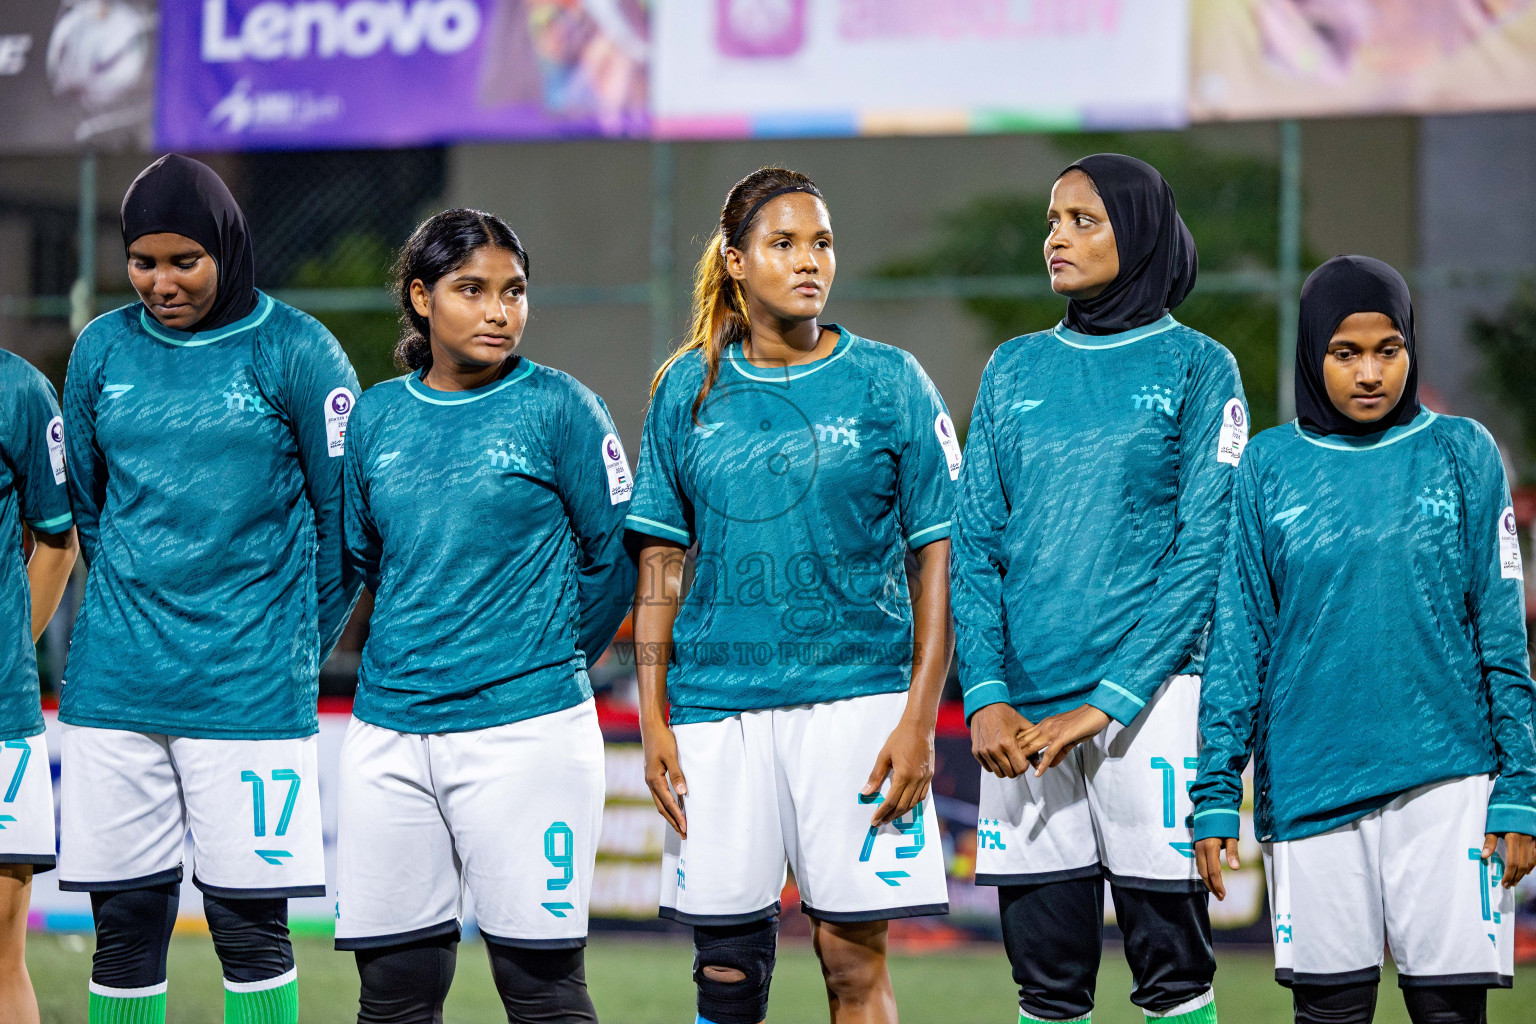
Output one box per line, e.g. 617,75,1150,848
58,725,324,897
976,674,1202,891
334,700,606,950
660,690,950,925
0,734,56,871
1266,774,1515,988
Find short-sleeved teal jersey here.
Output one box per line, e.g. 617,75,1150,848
344,360,636,734
626,327,958,725
1191,412,1536,843
953,316,1248,725
0,352,73,741
60,294,363,739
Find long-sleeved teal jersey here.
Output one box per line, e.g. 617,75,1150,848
60,294,362,739
344,360,635,734
1191,411,1536,843
626,327,959,725
953,315,1247,726
0,352,73,742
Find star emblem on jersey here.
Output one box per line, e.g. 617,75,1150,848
813,416,861,449
1132,385,1174,415
1416,484,1458,523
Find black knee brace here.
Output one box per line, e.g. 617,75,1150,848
1110,885,1216,1015
999,878,1104,1021
1292,982,1379,1024
355,936,458,1024
485,942,597,1024
204,895,294,984
90,883,180,988
693,918,778,1024
1401,985,1487,1024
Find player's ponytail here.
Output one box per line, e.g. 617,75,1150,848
651,167,824,422
392,208,530,372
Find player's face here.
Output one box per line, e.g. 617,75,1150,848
1045,169,1120,300
1323,311,1410,423
728,193,835,324
411,246,528,371
127,233,219,330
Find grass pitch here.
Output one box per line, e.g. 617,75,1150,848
25,933,1536,1022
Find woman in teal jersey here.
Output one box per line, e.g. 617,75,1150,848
0,351,79,1024
954,154,1245,1024
337,209,633,1024
628,167,958,1024
1192,256,1536,1024
59,155,361,1024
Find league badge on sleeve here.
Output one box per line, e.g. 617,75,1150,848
934,414,962,481
601,433,633,504
1499,506,1523,580
46,416,66,484
324,388,355,458
1217,399,1247,466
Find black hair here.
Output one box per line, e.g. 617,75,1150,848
392,208,530,371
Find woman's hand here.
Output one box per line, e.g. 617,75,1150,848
1195,837,1241,900
970,703,1036,779
863,715,935,827
1485,831,1536,888
1019,704,1111,775
642,716,688,839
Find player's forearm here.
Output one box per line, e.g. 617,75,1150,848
27,527,77,641
633,541,685,728
903,539,952,730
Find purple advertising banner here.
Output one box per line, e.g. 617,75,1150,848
156,0,650,151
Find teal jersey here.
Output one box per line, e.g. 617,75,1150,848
1191,412,1536,843
60,294,363,739
0,352,73,741
953,316,1247,725
344,361,636,734
627,327,959,725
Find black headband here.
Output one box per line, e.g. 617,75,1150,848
725,184,824,251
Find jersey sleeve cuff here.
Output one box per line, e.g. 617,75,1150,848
1485,802,1536,838
906,521,952,548
1192,807,1242,842
1085,678,1147,727
624,514,691,545
961,679,1012,722
25,511,73,534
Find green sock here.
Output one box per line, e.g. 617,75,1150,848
1020,1011,1090,1022
87,981,167,1024
223,969,298,1024
1145,990,1216,1024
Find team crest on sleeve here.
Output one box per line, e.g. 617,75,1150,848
324,387,355,458
601,432,633,504
1499,506,1524,580
46,416,66,484
1217,399,1247,466
934,414,962,481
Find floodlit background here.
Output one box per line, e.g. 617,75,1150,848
3,2,1536,1020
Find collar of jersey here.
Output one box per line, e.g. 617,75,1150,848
1293,409,1437,451
724,324,853,382
1053,313,1178,350
138,291,274,347
405,358,535,405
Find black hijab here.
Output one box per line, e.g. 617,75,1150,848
1295,255,1421,437
1058,154,1198,336
1056,153,1198,336
121,154,257,332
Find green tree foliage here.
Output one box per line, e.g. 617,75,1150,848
881,132,1289,429
286,233,402,388
1468,282,1536,482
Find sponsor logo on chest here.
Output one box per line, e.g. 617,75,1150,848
485,440,532,474
222,373,273,415
1416,484,1459,524
1131,385,1174,415
813,416,861,450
